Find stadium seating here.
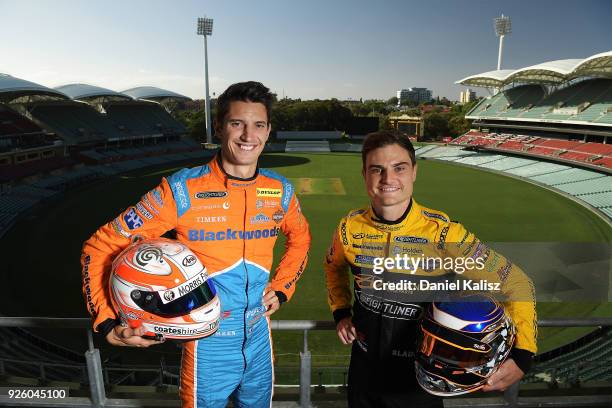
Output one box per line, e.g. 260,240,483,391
104,102,187,137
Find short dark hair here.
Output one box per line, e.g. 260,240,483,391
215,81,273,126
362,130,416,168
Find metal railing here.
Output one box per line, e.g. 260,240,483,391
1,317,612,407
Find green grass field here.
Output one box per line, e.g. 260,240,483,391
1,152,610,381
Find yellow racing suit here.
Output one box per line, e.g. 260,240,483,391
324,199,537,377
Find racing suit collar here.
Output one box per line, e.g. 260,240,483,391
367,199,423,232
371,199,412,224
210,153,260,189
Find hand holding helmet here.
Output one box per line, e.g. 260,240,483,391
415,293,516,396
109,238,221,342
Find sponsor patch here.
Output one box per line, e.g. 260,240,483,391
173,182,188,211
123,208,144,230
341,222,348,245
188,227,279,241
395,236,428,244
272,210,284,224
195,215,227,223
111,218,131,238
437,226,449,250
151,189,163,207
349,209,366,218
136,202,153,220
250,213,270,224
141,195,159,215
352,233,365,239
422,210,449,223
496,261,512,283
355,255,376,265
195,191,228,199
257,188,282,197
160,271,209,303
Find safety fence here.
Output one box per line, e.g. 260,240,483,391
0,317,612,407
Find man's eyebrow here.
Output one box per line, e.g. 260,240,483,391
392,161,411,167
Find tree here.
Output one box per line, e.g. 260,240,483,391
423,112,450,140
386,96,398,106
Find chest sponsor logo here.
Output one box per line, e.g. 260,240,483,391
354,255,376,265
352,243,385,251
250,213,270,224
188,227,279,241
394,236,428,244
273,210,284,224
123,208,144,230
352,233,365,239
195,191,228,199
256,199,279,209
355,291,422,321
192,202,230,211
257,188,281,197
195,215,227,223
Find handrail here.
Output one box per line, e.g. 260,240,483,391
1,317,612,408
3,316,612,328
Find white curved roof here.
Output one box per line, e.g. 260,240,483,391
121,86,191,101
54,83,131,100
0,74,68,99
504,59,583,84
572,50,612,78
455,69,515,87
456,51,612,88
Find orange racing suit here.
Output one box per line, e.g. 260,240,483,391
82,154,310,407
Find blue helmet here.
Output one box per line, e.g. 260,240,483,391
415,294,515,396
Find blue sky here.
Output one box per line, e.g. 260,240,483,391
1,0,610,100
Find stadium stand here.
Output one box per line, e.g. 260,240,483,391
276,131,343,140
103,101,187,137
416,145,612,221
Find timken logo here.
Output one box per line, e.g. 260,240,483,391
256,188,281,197
195,191,228,199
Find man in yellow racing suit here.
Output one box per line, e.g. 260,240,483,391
324,130,537,408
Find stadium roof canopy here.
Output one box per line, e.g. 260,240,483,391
121,86,191,102
504,59,583,84
455,69,516,87
571,50,612,79
456,50,612,88
54,83,132,101
0,73,68,101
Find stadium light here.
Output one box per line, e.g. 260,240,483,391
197,17,214,145
494,14,511,70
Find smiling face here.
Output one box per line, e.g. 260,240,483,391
217,100,271,178
363,143,417,220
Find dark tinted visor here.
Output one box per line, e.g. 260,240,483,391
131,280,217,318
419,318,492,368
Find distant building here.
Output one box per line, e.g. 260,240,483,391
396,88,432,105
460,89,477,104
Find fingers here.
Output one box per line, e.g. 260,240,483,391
263,289,280,317
106,325,164,348
481,360,523,392
336,318,356,345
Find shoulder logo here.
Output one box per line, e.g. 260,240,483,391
348,209,366,218
123,208,144,230
422,210,449,223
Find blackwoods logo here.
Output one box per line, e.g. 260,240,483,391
188,227,280,241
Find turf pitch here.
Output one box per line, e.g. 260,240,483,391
1,152,610,381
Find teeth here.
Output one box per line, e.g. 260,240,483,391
238,144,255,151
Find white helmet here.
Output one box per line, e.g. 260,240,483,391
109,238,220,340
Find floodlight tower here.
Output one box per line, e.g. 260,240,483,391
197,17,213,144
494,14,511,70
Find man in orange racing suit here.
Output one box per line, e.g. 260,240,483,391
324,131,537,408
81,81,310,408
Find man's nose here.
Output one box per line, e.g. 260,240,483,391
380,169,392,183
241,124,256,140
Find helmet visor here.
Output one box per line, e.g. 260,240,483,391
419,318,492,368
131,279,217,318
